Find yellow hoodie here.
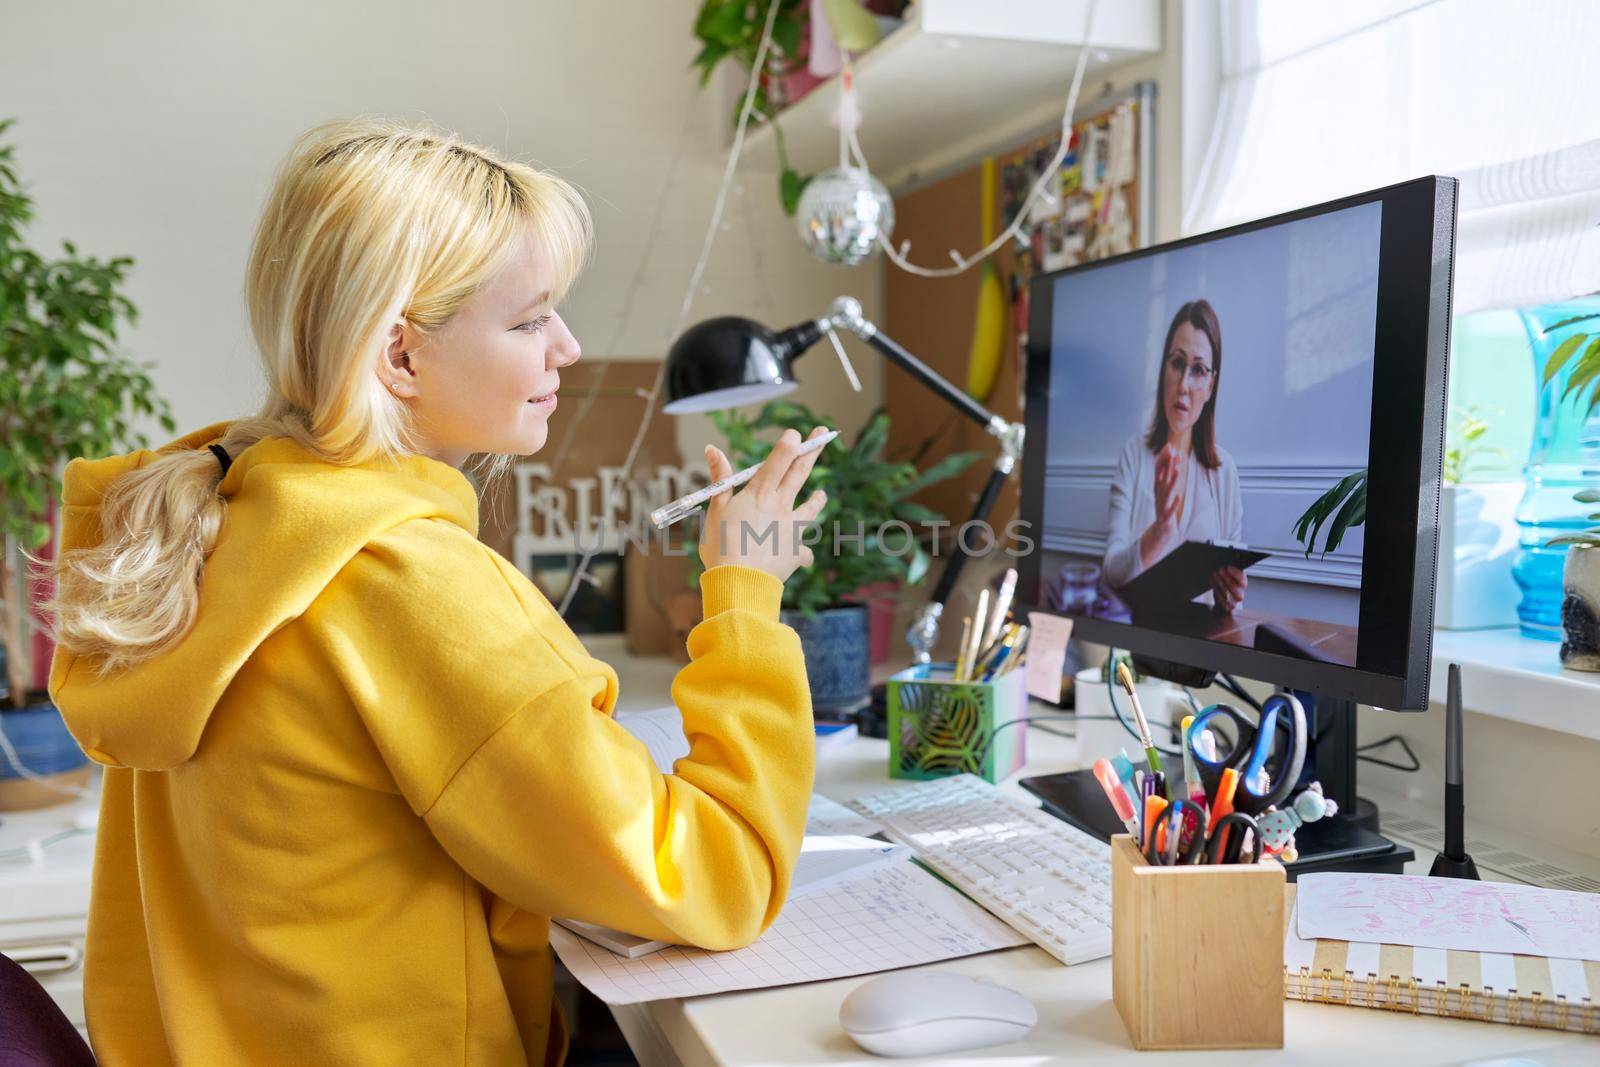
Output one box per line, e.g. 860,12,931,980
49,422,815,1065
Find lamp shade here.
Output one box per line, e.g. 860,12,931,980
662,315,802,415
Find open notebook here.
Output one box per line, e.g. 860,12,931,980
1284,893,1600,1034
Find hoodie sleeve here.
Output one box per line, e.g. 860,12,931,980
314,518,815,951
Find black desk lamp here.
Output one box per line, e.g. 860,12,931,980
664,295,1025,663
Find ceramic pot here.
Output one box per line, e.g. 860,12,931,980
782,605,871,716
1560,543,1600,671
0,691,90,811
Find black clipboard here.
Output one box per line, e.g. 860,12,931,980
1116,540,1268,618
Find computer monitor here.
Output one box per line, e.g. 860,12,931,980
1018,176,1456,712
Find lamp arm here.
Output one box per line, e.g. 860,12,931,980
802,296,1026,665
820,296,1005,436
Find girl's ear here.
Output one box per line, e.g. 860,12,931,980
383,321,419,375
380,321,419,397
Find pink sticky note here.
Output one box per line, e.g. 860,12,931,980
1025,612,1073,704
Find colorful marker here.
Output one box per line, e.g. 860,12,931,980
1094,758,1141,838
1210,767,1242,861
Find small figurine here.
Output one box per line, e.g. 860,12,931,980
1256,782,1339,863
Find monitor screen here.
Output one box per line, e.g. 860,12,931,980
1019,177,1455,709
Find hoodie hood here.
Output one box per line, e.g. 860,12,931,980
49,422,479,771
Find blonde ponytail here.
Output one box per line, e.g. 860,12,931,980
46,118,592,672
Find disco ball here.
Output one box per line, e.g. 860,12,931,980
795,166,894,266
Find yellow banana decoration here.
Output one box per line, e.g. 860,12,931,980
966,156,1005,402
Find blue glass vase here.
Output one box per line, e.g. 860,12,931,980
1513,300,1600,640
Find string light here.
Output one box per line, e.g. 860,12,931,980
846,0,1100,279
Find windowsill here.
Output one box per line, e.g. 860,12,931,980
1431,628,1600,741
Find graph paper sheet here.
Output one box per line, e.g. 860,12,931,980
550,857,1029,1004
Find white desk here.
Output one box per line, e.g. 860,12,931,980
584,637,1598,1067
0,775,98,1035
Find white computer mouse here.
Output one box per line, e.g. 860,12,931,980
839,971,1037,1058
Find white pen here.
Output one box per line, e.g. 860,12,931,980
650,429,839,529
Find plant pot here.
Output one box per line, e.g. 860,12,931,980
1560,543,1600,671
844,582,899,665
1436,482,1522,630
782,605,871,716
0,692,90,811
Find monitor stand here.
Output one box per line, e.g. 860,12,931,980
1019,690,1414,879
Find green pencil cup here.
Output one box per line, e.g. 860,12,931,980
886,664,1028,783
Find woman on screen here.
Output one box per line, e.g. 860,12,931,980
1103,299,1246,612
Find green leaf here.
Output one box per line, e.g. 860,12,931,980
1294,469,1367,557
1543,313,1600,333
891,500,944,526
692,41,729,84
1542,333,1588,388
1321,480,1367,555
895,450,980,499
696,1,749,45
779,167,809,216
1560,339,1600,405
772,14,802,56
1576,489,1600,503
852,409,889,462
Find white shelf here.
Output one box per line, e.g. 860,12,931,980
741,0,1162,190
1432,627,1600,740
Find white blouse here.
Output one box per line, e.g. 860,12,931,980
1102,434,1243,590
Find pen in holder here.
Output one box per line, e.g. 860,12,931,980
885,664,1027,784
1111,835,1284,1050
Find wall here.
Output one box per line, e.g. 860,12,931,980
0,0,883,470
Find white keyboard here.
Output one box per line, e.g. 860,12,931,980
847,774,1113,965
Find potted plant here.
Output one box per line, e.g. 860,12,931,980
692,0,814,214
699,400,976,715
690,0,894,215
0,118,175,808
1436,405,1520,629
1534,311,1600,668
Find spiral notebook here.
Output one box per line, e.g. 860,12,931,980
1284,895,1600,1034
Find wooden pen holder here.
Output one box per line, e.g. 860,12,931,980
1110,835,1285,1050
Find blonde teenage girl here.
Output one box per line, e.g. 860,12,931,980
45,118,826,1065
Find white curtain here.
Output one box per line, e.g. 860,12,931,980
1185,0,1600,312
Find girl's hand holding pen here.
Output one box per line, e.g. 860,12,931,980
699,427,830,584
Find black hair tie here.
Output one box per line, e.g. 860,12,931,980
208,443,232,477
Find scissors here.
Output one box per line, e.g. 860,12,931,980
1205,812,1263,864
1145,799,1207,865
1186,694,1307,816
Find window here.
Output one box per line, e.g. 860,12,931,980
1187,0,1600,311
